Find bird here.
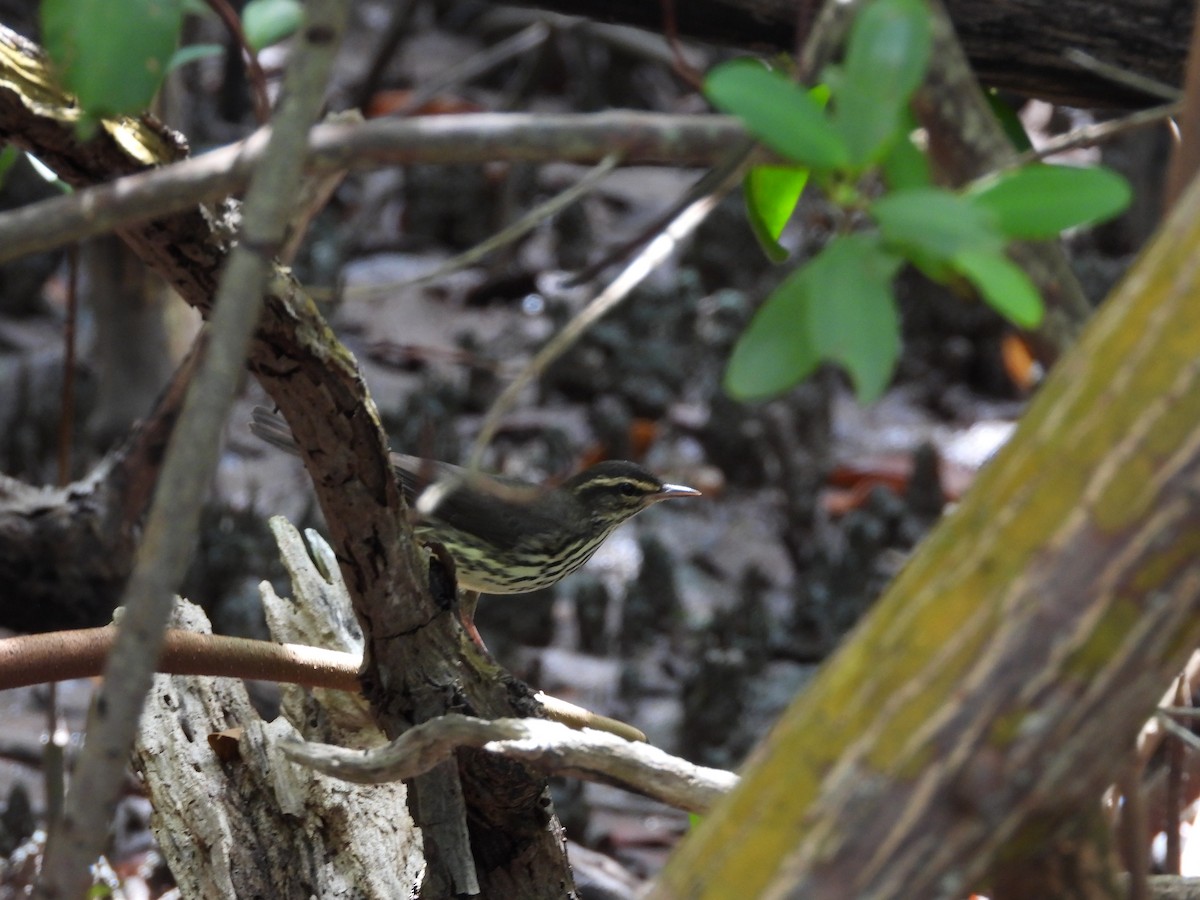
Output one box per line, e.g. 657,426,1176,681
250,407,699,642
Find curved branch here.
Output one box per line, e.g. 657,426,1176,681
281,714,737,814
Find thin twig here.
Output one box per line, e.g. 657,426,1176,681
1010,102,1182,168
0,625,645,741
466,158,745,469
392,21,552,117
0,112,752,265
1164,0,1200,210
349,0,417,112
56,246,77,486
204,0,271,124
1064,48,1183,103
1166,678,1189,874
343,152,620,297
32,2,348,896
1157,711,1200,753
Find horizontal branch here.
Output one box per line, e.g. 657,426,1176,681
281,713,738,814
0,625,361,691
0,624,646,741
0,111,750,264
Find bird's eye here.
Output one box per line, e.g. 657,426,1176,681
618,482,640,497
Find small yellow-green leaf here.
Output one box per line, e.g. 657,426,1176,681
745,165,810,262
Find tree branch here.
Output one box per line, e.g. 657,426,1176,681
0,112,751,265
34,2,350,896
281,714,737,815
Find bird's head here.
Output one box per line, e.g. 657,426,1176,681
564,460,700,527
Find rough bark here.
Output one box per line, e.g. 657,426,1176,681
0,341,197,633
502,0,1193,108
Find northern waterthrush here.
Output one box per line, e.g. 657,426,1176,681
250,408,700,598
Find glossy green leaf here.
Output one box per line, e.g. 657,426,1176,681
42,0,183,124
833,0,932,166
871,188,1005,272
966,164,1132,239
725,234,903,403
745,165,810,262
952,248,1045,328
705,60,849,169
243,0,304,51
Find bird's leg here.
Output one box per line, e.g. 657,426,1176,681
458,590,487,653
425,541,489,652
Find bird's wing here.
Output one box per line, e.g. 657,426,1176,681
416,473,561,553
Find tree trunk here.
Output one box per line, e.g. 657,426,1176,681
648,150,1200,900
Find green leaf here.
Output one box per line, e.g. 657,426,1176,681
42,0,183,124
168,42,223,72
871,188,1005,274
243,0,304,51
952,248,1045,328
744,165,810,262
966,164,1132,239
725,234,903,403
832,0,932,167
705,59,849,169
985,90,1033,152
880,132,931,190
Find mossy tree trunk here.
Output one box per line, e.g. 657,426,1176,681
649,165,1200,899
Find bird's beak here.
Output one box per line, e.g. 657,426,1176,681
655,482,701,501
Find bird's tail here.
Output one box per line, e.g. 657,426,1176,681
249,406,302,457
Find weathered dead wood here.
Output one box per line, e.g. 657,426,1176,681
0,24,574,897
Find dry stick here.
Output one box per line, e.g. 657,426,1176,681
32,3,348,897
1120,766,1151,900
1009,102,1183,168
348,0,417,112
280,714,737,814
0,112,750,265
1064,48,1183,103
466,158,746,469
1165,0,1200,209
392,20,553,117
44,245,79,829
204,0,270,124
0,627,361,692
342,152,621,297
1166,679,1188,875
0,627,645,741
